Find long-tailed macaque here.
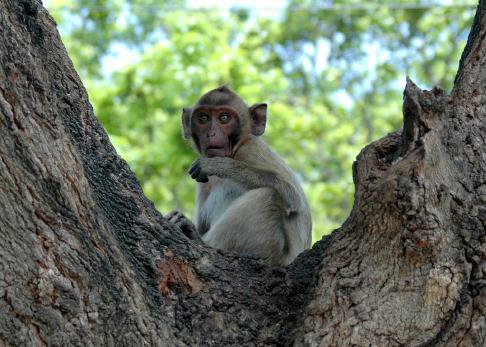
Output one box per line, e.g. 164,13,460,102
169,86,312,266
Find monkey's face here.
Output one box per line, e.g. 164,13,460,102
181,86,267,156
191,106,241,158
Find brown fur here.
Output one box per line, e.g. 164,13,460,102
182,86,312,266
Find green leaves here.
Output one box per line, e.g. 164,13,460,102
46,0,473,243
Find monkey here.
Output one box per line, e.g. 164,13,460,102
168,86,312,266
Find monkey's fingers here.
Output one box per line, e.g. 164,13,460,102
183,226,203,243
188,159,209,182
195,175,209,183
167,210,199,239
189,168,208,182
189,167,200,179
166,210,184,223
188,158,200,173
188,159,201,177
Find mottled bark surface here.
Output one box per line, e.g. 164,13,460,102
296,2,486,345
0,0,484,346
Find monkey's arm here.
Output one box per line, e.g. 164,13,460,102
189,157,301,214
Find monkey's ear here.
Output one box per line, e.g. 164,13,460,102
181,107,193,139
249,103,267,136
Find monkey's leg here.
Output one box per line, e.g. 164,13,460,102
202,188,287,266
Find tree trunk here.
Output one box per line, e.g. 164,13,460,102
0,0,485,346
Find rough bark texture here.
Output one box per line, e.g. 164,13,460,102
0,0,484,346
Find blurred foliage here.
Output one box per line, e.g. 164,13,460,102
45,0,474,242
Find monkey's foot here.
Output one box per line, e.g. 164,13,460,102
166,211,202,242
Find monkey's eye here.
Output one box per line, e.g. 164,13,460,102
197,113,209,123
219,112,231,124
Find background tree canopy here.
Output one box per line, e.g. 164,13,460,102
45,0,474,242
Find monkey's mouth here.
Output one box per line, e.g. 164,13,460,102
206,146,228,157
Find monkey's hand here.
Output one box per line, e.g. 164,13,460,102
166,210,202,242
188,158,209,182
189,157,234,182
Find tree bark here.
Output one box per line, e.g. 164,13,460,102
0,0,485,346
